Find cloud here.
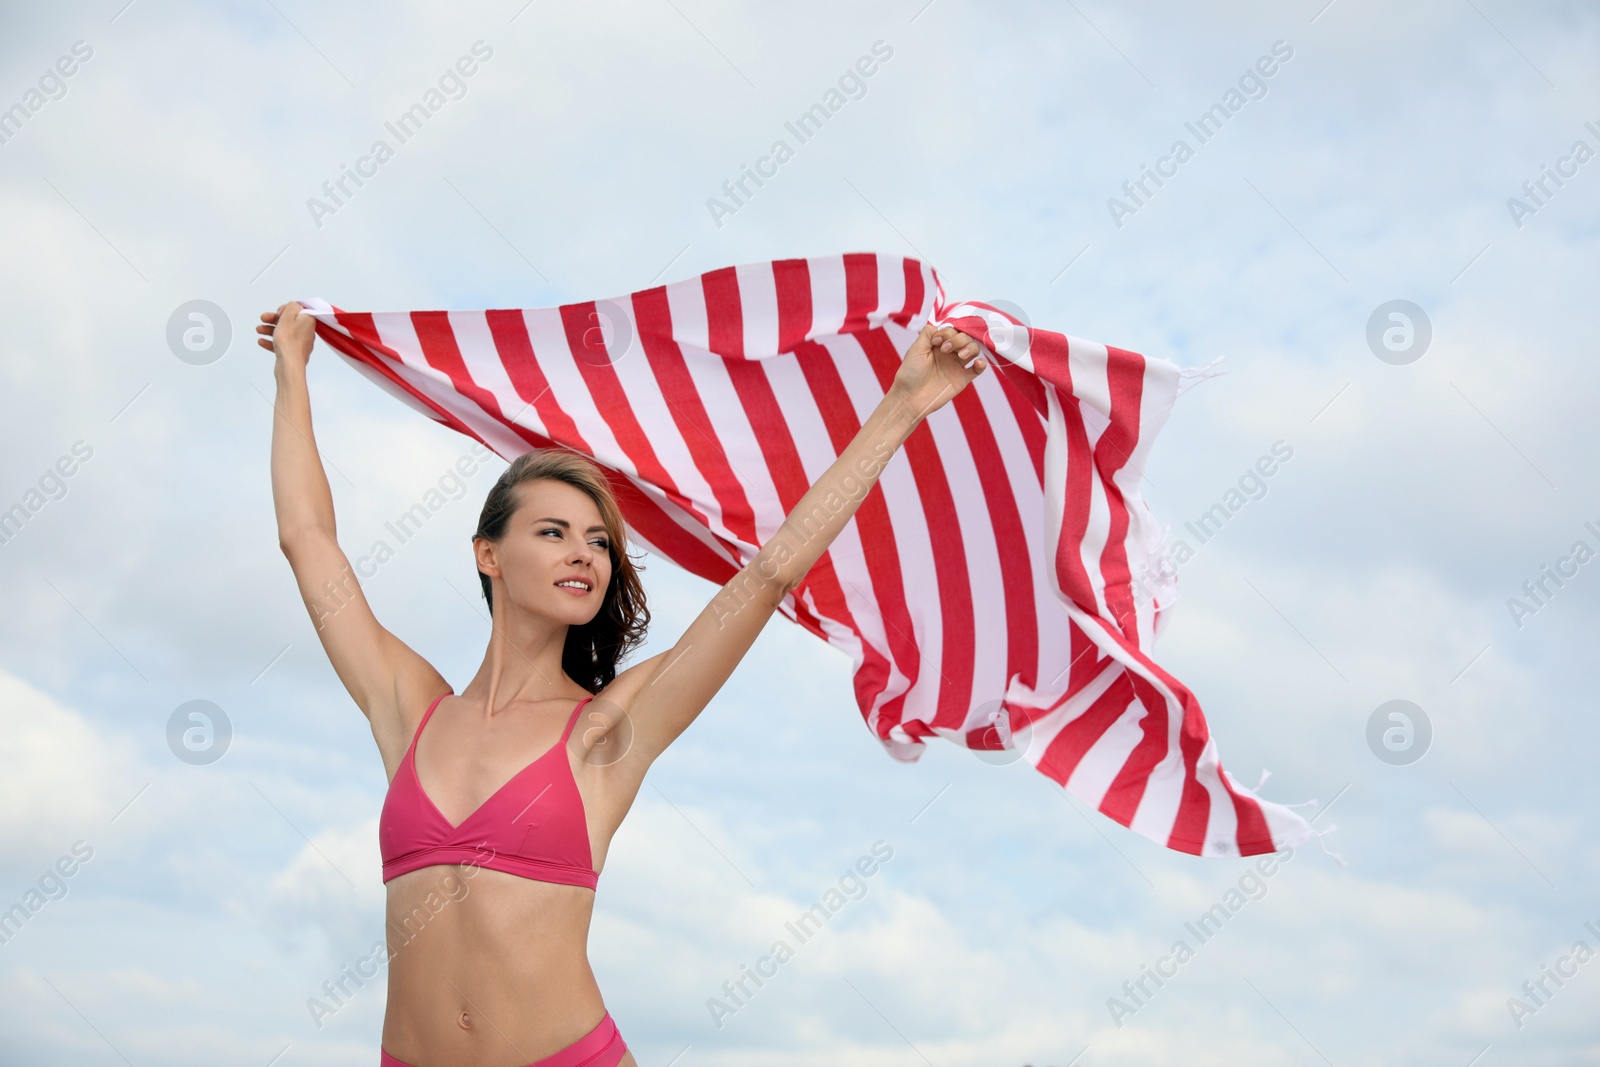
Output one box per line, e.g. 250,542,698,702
0,668,146,862
262,814,385,957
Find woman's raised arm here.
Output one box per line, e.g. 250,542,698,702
261,303,446,773
604,323,989,768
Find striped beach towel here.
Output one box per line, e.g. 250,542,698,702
301,252,1319,858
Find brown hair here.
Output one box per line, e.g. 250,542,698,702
473,449,649,693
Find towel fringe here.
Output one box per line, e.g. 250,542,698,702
1228,768,1346,867
1176,354,1228,397
1308,820,1347,867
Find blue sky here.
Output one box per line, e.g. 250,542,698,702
1,0,1597,1064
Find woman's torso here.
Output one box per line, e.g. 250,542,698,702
378,693,629,1067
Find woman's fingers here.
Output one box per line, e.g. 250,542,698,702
933,328,978,353
932,329,979,357
258,311,279,352
923,326,988,376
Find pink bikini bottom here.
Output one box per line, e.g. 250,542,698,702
380,1010,627,1067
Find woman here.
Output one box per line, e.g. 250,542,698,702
258,299,988,1067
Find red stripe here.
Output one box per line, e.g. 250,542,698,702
986,361,1047,487
478,308,732,583
1131,646,1276,856
841,252,877,336
773,258,815,354
483,309,593,452
1072,608,1277,855
1163,674,1214,856
792,335,920,739
631,286,759,548
1126,648,1217,853
895,258,926,327
410,312,521,434
1037,330,1101,615
560,303,692,513
318,313,528,454
1093,344,1147,643
948,385,1040,695
937,306,1050,485
702,267,855,642
1035,672,1136,786
1229,789,1276,856
858,326,976,733
1066,621,1116,696
1097,673,1169,827
776,259,916,738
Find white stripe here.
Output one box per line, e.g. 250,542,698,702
1126,689,1191,846
873,254,907,331
1065,706,1145,810
519,308,627,472
735,261,780,360
446,312,552,439
916,371,1005,734
807,257,849,336
359,313,525,454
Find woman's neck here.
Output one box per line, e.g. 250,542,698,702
460,600,582,717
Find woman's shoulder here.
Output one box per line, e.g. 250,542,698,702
594,650,672,709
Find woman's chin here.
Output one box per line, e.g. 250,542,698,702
544,598,601,625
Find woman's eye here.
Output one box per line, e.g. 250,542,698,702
540,527,605,550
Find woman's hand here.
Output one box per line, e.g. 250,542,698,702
257,301,316,370
887,323,989,425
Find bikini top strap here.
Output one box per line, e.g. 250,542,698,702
562,695,593,744
408,691,452,753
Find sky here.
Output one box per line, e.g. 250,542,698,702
1,0,1597,1064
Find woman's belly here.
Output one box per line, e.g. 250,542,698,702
381,863,606,1067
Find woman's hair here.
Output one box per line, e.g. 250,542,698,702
473,449,649,693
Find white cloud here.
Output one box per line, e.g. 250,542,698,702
0,668,146,861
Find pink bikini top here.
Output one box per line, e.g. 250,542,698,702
379,692,599,889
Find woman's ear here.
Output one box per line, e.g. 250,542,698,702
474,537,501,578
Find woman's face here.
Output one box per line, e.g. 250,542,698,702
478,478,613,625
